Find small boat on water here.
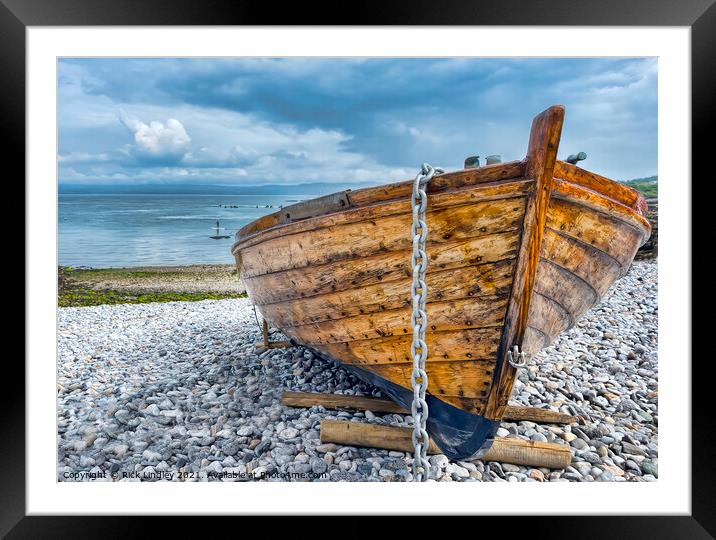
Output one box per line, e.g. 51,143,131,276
231,105,651,460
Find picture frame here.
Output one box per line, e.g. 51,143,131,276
7,0,706,532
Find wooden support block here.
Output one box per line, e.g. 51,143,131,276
502,405,578,425
256,320,293,352
262,319,270,347
283,391,406,414
282,391,577,425
320,420,572,469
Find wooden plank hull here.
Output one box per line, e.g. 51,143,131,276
232,105,651,460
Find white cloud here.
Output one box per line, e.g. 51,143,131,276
119,110,191,163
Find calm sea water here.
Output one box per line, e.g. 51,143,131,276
58,193,306,267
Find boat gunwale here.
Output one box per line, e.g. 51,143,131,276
233,176,531,253
234,160,526,245
551,179,652,241
232,160,650,255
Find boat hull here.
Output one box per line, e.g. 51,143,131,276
232,105,650,459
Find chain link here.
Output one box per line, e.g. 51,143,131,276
410,162,443,482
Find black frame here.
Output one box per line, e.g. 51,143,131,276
6,0,707,534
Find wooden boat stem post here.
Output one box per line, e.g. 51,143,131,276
484,105,565,421
320,420,572,470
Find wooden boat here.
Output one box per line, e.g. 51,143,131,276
231,105,651,460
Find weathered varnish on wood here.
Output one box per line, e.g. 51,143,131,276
259,260,515,327
233,104,650,456
319,327,502,366
484,105,565,420
283,295,508,345
243,231,520,305
240,196,526,277
319,420,572,469
553,161,646,214
539,229,622,297
282,391,578,424
545,198,645,268
237,163,528,241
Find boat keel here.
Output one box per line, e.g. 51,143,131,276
341,363,501,461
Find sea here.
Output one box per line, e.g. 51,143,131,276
58,191,312,267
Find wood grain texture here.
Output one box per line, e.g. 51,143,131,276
522,326,550,356
546,197,645,267
526,292,572,341
553,160,645,212
535,258,598,317
348,161,527,207
318,327,501,366
259,260,514,327
236,179,531,253
540,228,623,296
520,201,646,354
552,178,651,236
240,196,526,277
518,261,597,355
319,420,572,468
280,295,508,345
242,231,519,305
235,162,527,242
364,360,494,398
484,105,565,421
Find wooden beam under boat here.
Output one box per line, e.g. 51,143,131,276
319,420,572,470
282,391,578,424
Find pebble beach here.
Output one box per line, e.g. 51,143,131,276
57,259,658,482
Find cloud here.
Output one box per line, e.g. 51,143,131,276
119,110,191,165
58,58,657,184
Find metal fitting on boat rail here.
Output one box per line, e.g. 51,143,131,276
506,345,529,369
565,151,587,165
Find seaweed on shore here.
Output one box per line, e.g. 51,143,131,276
58,288,246,307
58,266,246,307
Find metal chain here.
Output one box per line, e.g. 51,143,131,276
410,162,443,482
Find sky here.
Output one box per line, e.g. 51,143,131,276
58,57,657,186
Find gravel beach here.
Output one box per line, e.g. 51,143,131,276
57,259,657,482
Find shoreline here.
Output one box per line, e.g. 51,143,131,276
58,264,246,307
